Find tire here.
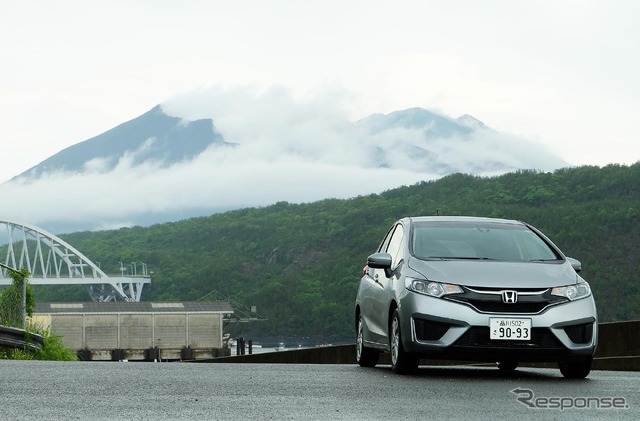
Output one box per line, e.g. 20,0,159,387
390,309,418,374
356,314,378,367
497,361,519,372
559,357,593,379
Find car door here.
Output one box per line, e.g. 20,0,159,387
359,225,393,346
366,223,405,345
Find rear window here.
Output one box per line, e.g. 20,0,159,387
411,221,560,262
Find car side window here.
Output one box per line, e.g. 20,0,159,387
376,225,395,253
386,224,405,268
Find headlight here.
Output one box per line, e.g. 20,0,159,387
407,278,463,298
551,281,592,301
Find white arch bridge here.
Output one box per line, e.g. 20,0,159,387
0,219,150,302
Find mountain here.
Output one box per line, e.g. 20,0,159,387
2,102,569,233
16,105,231,179
456,114,487,130
357,107,473,137
14,105,564,180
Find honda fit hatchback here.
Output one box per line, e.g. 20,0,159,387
355,216,597,378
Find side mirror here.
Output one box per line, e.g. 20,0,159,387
566,257,582,273
367,252,393,278
367,252,392,269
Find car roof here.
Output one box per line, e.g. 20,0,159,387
405,216,525,226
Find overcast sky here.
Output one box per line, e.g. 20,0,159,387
1,0,639,184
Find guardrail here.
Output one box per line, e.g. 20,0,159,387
0,325,44,350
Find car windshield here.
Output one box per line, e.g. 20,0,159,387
411,221,561,262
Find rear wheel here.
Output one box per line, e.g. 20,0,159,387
356,314,378,367
559,357,592,379
390,309,418,374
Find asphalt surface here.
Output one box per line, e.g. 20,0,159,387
0,360,638,420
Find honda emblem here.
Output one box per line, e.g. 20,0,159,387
502,290,518,304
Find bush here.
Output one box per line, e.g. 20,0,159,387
0,268,34,328
0,325,77,361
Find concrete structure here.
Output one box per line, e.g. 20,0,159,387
32,301,233,361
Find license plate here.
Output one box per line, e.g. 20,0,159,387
490,318,532,340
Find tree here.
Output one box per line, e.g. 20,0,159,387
0,267,34,328
0,267,76,361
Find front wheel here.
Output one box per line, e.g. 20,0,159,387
356,314,378,367
390,309,418,374
559,357,593,379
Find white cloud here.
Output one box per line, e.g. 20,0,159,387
83,157,111,173
1,1,639,186
0,147,431,230
0,85,570,232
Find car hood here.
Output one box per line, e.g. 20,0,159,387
407,257,579,288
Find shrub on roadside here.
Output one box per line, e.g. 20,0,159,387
0,325,77,361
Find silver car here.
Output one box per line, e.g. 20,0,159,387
355,216,598,378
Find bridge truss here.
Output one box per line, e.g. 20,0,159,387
0,219,150,301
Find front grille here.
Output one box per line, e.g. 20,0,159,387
414,318,450,341
564,323,594,344
453,326,564,349
445,286,567,314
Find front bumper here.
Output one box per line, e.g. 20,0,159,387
399,290,598,362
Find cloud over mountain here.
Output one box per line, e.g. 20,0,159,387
1,86,567,233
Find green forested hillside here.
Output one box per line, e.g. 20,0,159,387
35,163,640,343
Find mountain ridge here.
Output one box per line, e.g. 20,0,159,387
16,105,230,179
1,102,569,233
13,105,560,180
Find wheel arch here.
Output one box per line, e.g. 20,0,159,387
387,300,399,336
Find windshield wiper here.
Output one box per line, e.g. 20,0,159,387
427,256,496,260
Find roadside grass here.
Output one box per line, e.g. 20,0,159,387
0,325,77,361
